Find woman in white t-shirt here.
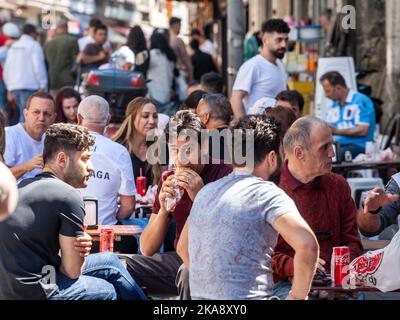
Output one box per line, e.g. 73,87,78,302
112,97,167,187
147,32,176,107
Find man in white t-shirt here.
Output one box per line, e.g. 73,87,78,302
231,19,290,120
77,95,136,226
4,92,56,181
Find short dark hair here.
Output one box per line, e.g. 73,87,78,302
276,90,305,112
321,9,333,20
190,28,202,37
261,19,290,34
94,24,107,34
320,71,347,87
200,72,224,94
169,17,181,27
202,94,233,125
190,39,200,51
26,91,55,110
231,115,281,167
89,18,103,28
43,123,95,165
22,23,37,36
165,110,207,146
181,90,207,111
265,105,297,138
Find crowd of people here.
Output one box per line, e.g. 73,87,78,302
0,16,398,301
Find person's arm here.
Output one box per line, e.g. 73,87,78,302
140,175,176,256
230,90,248,121
176,220,189,269
273,213,319,300
9,154,44,180
358,187,399,236
80,51,107,65
178,39,194,84
116,195,135,221
59,234,84,279
330,125,369,137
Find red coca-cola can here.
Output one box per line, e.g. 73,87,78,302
136,176,147,197
100,228,114,252
331,246,350,286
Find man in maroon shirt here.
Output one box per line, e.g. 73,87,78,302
272,116,363,299
121,111,232,299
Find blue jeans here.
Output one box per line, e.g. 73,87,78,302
339,144,365,162
11,89,36,123
273,281,292,300
49,252,147,300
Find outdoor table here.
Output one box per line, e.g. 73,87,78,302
332,160,400,178
87,225,143,242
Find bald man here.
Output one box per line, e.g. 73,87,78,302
0,162,18,221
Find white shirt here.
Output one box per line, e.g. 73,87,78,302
3,35,48,91
78,35,111,52
233,55,287,114
78,132,136,225
200,39,217,59
4,124,44,182
147,49,174,104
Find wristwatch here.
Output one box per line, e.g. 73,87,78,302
361,202,382,215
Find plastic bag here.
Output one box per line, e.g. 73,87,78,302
349,230,400,292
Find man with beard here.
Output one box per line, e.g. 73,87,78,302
177,115,319,300
0,123,146,300
272,116,363,299
231,19,290,120
4,92,56,181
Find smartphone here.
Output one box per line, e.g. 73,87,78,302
83,197,98,229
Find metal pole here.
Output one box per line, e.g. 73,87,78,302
227,0,245,97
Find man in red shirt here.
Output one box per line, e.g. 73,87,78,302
121,111,232,299
272,116,363,299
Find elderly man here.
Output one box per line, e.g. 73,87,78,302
76,96,136,229
196,93,233,163
321,71,376,161
4,91,56,181
0,123,145,300
0,162,18,221
272,116,363,299
178,115,319,300
121,111,232,300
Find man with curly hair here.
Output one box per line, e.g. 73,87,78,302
0,123,146,300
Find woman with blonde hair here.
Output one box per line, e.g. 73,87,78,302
112,97,165,186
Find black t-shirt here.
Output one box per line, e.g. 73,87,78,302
0,172,85,300
208,128,232,164
131,152,153,184
191,50,217,81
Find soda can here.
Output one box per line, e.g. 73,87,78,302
331,246,350,286
100,228,114,252
136,176,147,197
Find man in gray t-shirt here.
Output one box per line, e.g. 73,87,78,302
176,115,319,300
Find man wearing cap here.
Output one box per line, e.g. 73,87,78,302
0,22,20,110
44,20,79,97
